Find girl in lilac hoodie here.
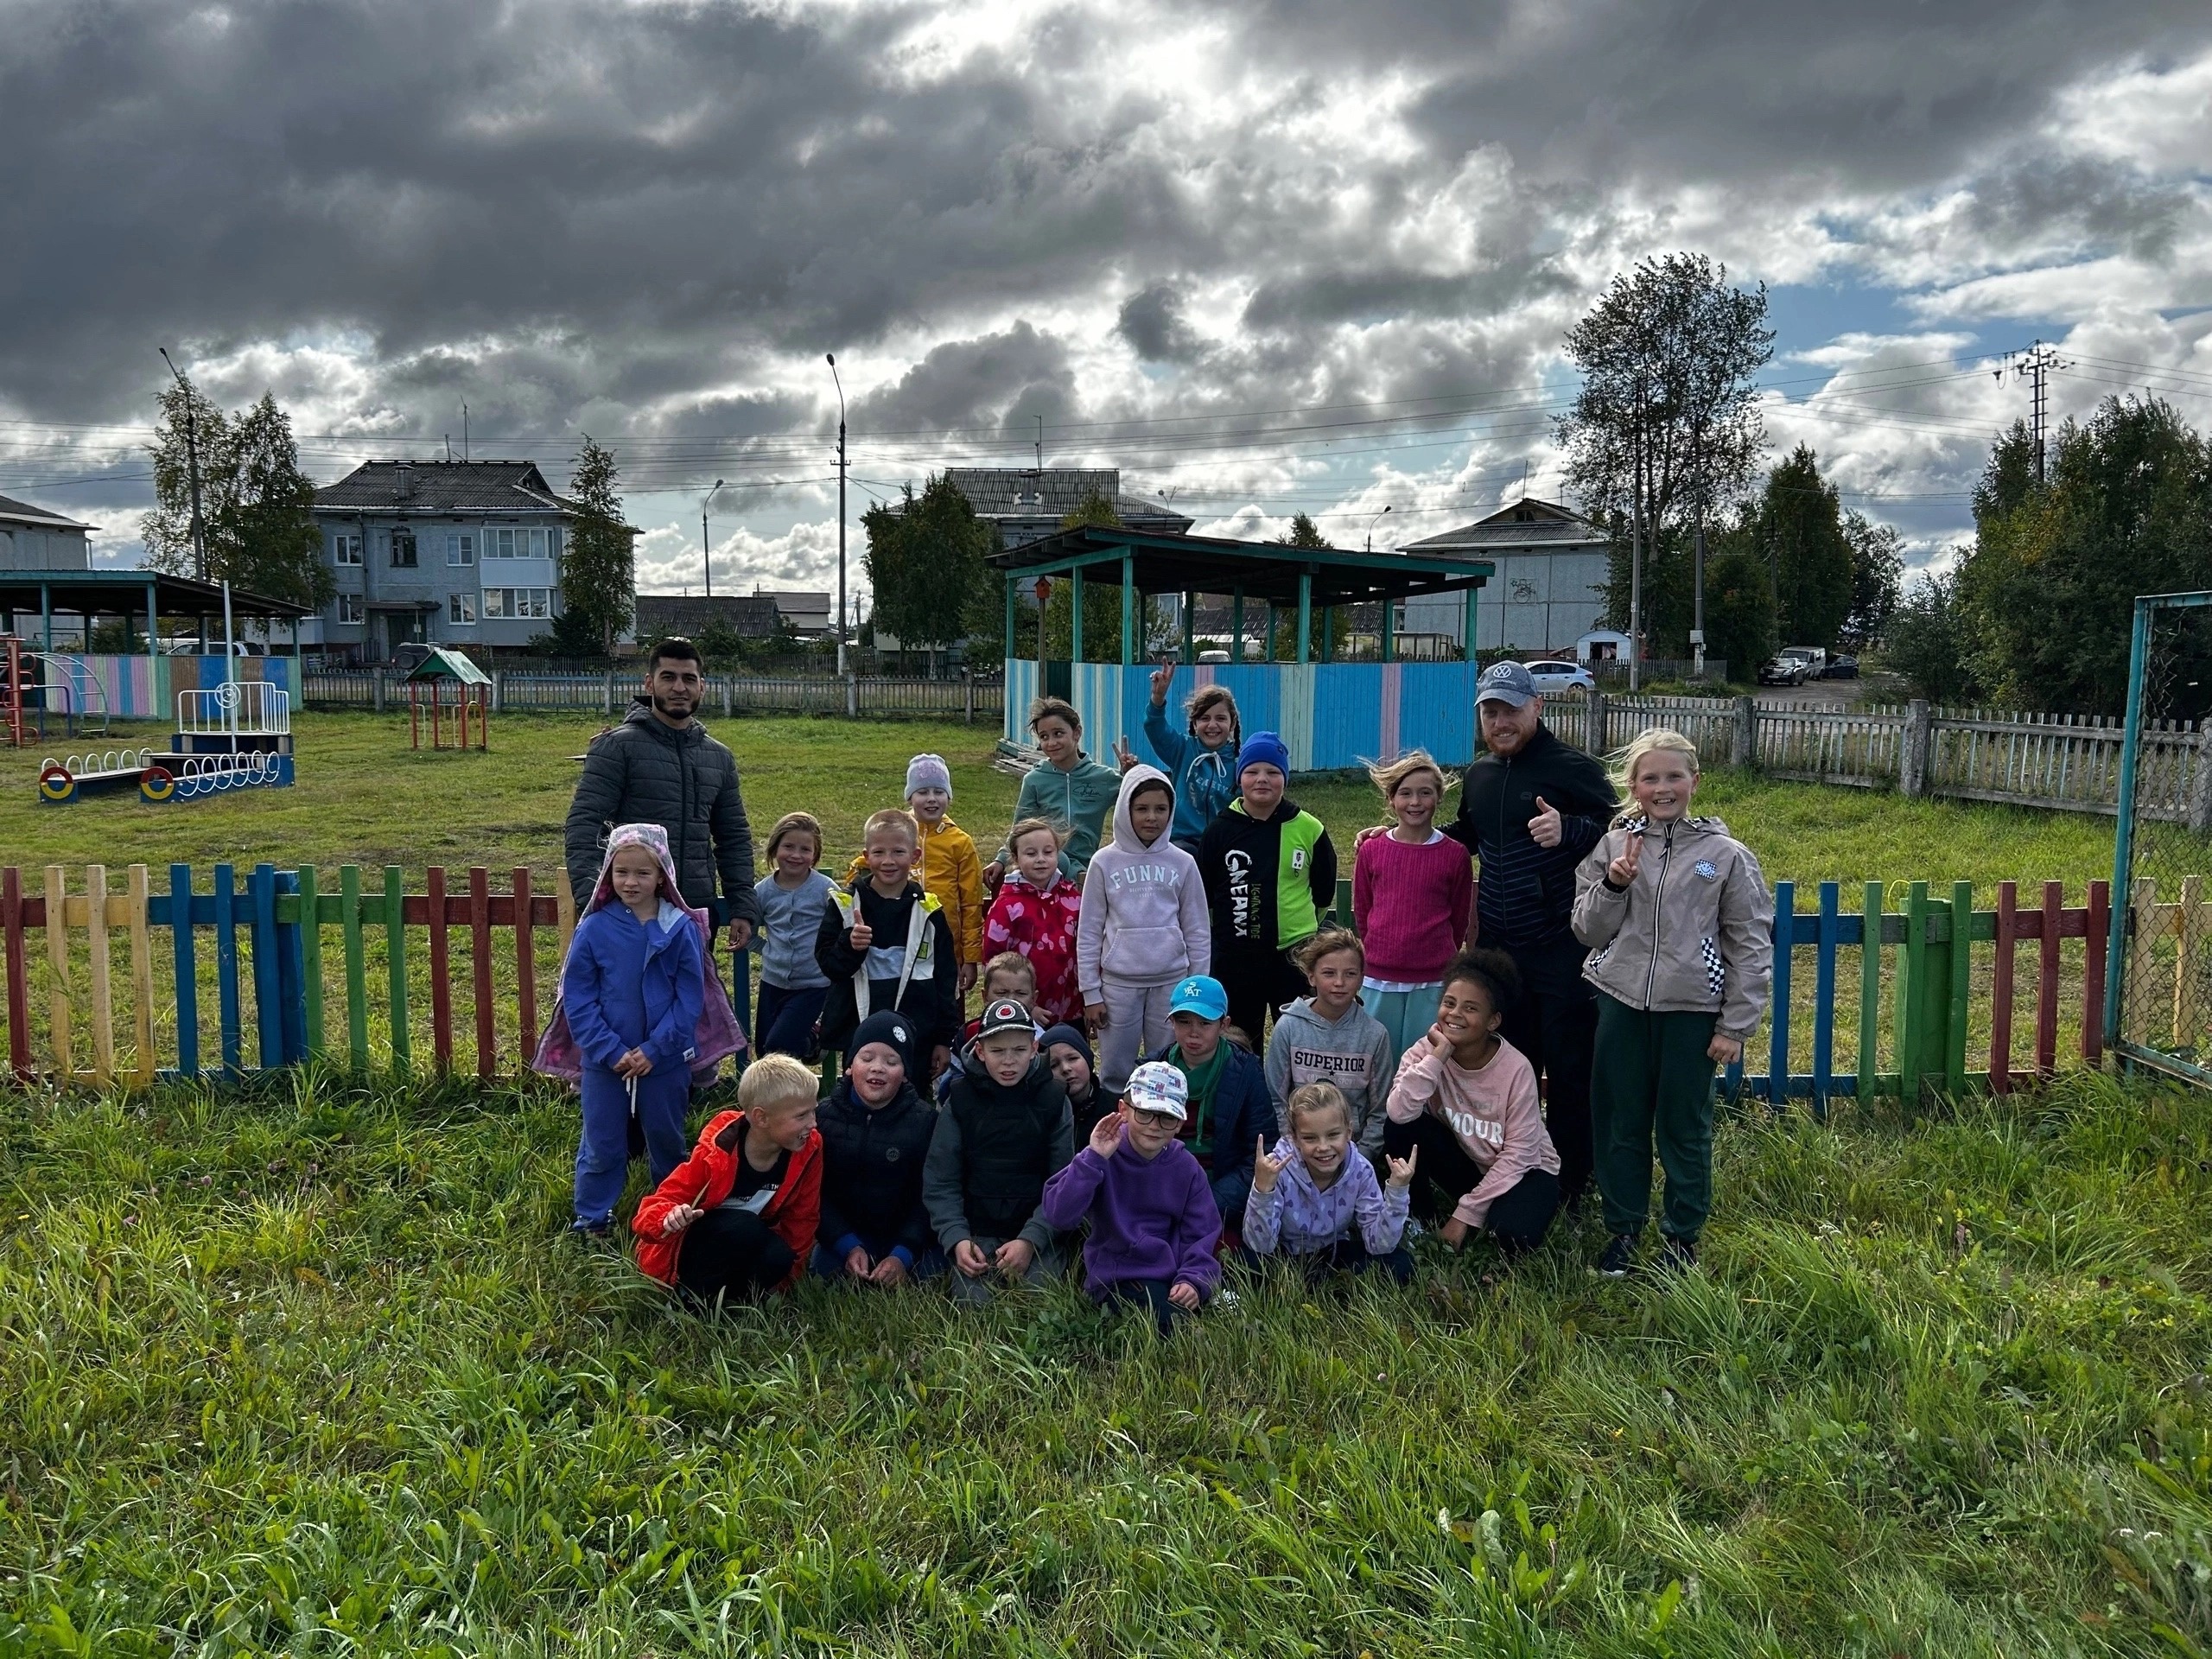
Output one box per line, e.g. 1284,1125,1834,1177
1078,766,1212,1094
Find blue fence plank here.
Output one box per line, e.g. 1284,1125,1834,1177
274,868,308,1065
1769,880,1794,1109
1813,881,1840,1120
168,862,199,1078
251,864,282,1071
213,862,242,1076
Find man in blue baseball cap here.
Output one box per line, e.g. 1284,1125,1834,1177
1359,657,1618,1208
1135,974,1274,1224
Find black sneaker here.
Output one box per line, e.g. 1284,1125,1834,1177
570,1219,613,1242
1656,1235,1699,1274
1594,1233,1637,1278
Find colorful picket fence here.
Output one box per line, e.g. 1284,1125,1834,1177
0,861,2120,1109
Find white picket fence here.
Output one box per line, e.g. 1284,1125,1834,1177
1570,691,2209,824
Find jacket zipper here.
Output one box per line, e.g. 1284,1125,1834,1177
1640,820,1677,1007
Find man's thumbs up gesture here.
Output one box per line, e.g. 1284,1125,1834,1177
1529,794,1564,849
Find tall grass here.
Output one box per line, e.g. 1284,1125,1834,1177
1,1069,2206,1655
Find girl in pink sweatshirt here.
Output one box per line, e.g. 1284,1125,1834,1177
1382,945,1560,1256
1353,750,1474,1067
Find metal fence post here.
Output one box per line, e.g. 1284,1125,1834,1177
964,672,976,725
491,671,504,715
1902,699,1931,797
721,677,732,718
372,669,386,714
1733,695,1757,768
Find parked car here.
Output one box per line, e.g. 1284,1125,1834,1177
1758,653,1811,687
1522,658,1595,696
1821,653,1860,680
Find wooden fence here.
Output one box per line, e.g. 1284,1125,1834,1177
2,861,2125,1110
1571,692,2211,823
299,671,1001,722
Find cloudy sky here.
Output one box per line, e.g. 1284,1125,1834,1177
3,0,2210,608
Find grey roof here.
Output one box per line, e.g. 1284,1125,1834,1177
635,594,784,639
0,492,93,531
941,467,1193,532
315,459,581,516
1401,498,1605,554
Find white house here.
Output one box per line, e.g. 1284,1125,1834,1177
0,493,92,570
1396,499,1608,655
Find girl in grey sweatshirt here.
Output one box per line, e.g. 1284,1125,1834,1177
1078,765,1212,1092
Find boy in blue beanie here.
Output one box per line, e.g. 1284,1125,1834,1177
1196,732,1338,1046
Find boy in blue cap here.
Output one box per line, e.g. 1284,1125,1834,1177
1141,974,1274,1224
1196,731,1338,1045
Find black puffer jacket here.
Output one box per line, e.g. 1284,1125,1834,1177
563,698,760,925
814,1077,938,1260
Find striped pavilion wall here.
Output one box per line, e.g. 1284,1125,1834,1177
37,656,296,722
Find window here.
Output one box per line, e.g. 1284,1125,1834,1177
448,593,478,625
336,593,363,625
332,531,362,565
488,525,554,559
483,587,551,620
446,531,476,567
391,529,417,568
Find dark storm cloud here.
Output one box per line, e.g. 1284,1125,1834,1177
849,323,1077,437
1117,283,1207,364
1230,0,2212,194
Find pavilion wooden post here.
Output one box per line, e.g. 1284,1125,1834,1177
1296,570,1313,666
1232,588,1245,662
1381,591,1395,662
1070,564,1084,665
1182,590,1195,663
1003,576,1016,664
1464,588,1480,664
1120,551,1135,666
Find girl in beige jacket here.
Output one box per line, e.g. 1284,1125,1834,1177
1572,728,1771,1278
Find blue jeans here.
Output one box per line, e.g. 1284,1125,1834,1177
754,981,828,1060
1363,982,1443,1072
574,1065,689,1228
811,1241,946,1283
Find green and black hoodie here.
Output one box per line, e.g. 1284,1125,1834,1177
1197,797,1338,958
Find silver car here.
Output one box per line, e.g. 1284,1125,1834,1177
1523,659,1596,696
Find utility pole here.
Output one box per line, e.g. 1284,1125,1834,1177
462,402,469,461
1690,515,1707,679
1035,416,1044,473
158,348,208,583
827,354,848,676
1628,437,1645,694
701,478,724,598
1997,340,2069,484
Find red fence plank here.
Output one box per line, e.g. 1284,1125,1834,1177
427,865,453,1074
2083,880,2110,1057
469,866,495,1082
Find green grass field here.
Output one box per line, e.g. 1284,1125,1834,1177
0,1070,2207,1655
0,710,2120,900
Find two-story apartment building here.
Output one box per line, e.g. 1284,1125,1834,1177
308,459,634,662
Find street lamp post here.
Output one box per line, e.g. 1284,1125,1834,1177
157,348,208,584
1365,504,1391,552
701,478,725,598
827,353,848,677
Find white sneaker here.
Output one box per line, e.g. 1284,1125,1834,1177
1215,1287,1242,1311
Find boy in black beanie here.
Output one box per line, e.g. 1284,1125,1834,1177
813,1009,939,1286
925,999,1076,1303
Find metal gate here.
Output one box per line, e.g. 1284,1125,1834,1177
2108,591,2212,1085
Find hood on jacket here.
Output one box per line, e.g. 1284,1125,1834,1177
583,822,710,934
1610,810,1733,839
622,696,707,744
1109,764,1176,854
1274,995,1360,1033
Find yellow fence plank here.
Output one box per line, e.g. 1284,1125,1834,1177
129,864,156,1089
44,864,71,1076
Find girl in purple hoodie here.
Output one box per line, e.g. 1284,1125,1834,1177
1077,765,1212,1094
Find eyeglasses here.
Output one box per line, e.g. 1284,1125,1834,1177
1128,1109,1183,1128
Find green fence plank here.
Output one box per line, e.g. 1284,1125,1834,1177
1859,880,1883,1103
385,865,410,1076
340,864,368,1072
298,864,325,1059
1948,880,1974,1092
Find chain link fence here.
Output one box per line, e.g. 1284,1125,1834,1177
2110,593,2212,1084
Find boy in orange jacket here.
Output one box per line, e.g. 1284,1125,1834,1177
633,1054,823,1304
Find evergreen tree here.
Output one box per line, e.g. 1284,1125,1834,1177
1755,445,1854,647
861,473,996,668
1885,569,1979,704
1840,509,1904,649
562,436,634,657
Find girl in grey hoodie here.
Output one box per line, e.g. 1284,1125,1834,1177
1079,766,1212,1093
1263,929,1396,1160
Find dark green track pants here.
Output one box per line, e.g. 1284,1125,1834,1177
1591,992,1719,1242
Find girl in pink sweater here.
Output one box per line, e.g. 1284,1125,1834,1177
1382,946,1560,1256
1353,750,1475,1065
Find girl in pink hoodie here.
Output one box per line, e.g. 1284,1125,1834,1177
1078,765,1212,1093
1382,945,1561,1257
